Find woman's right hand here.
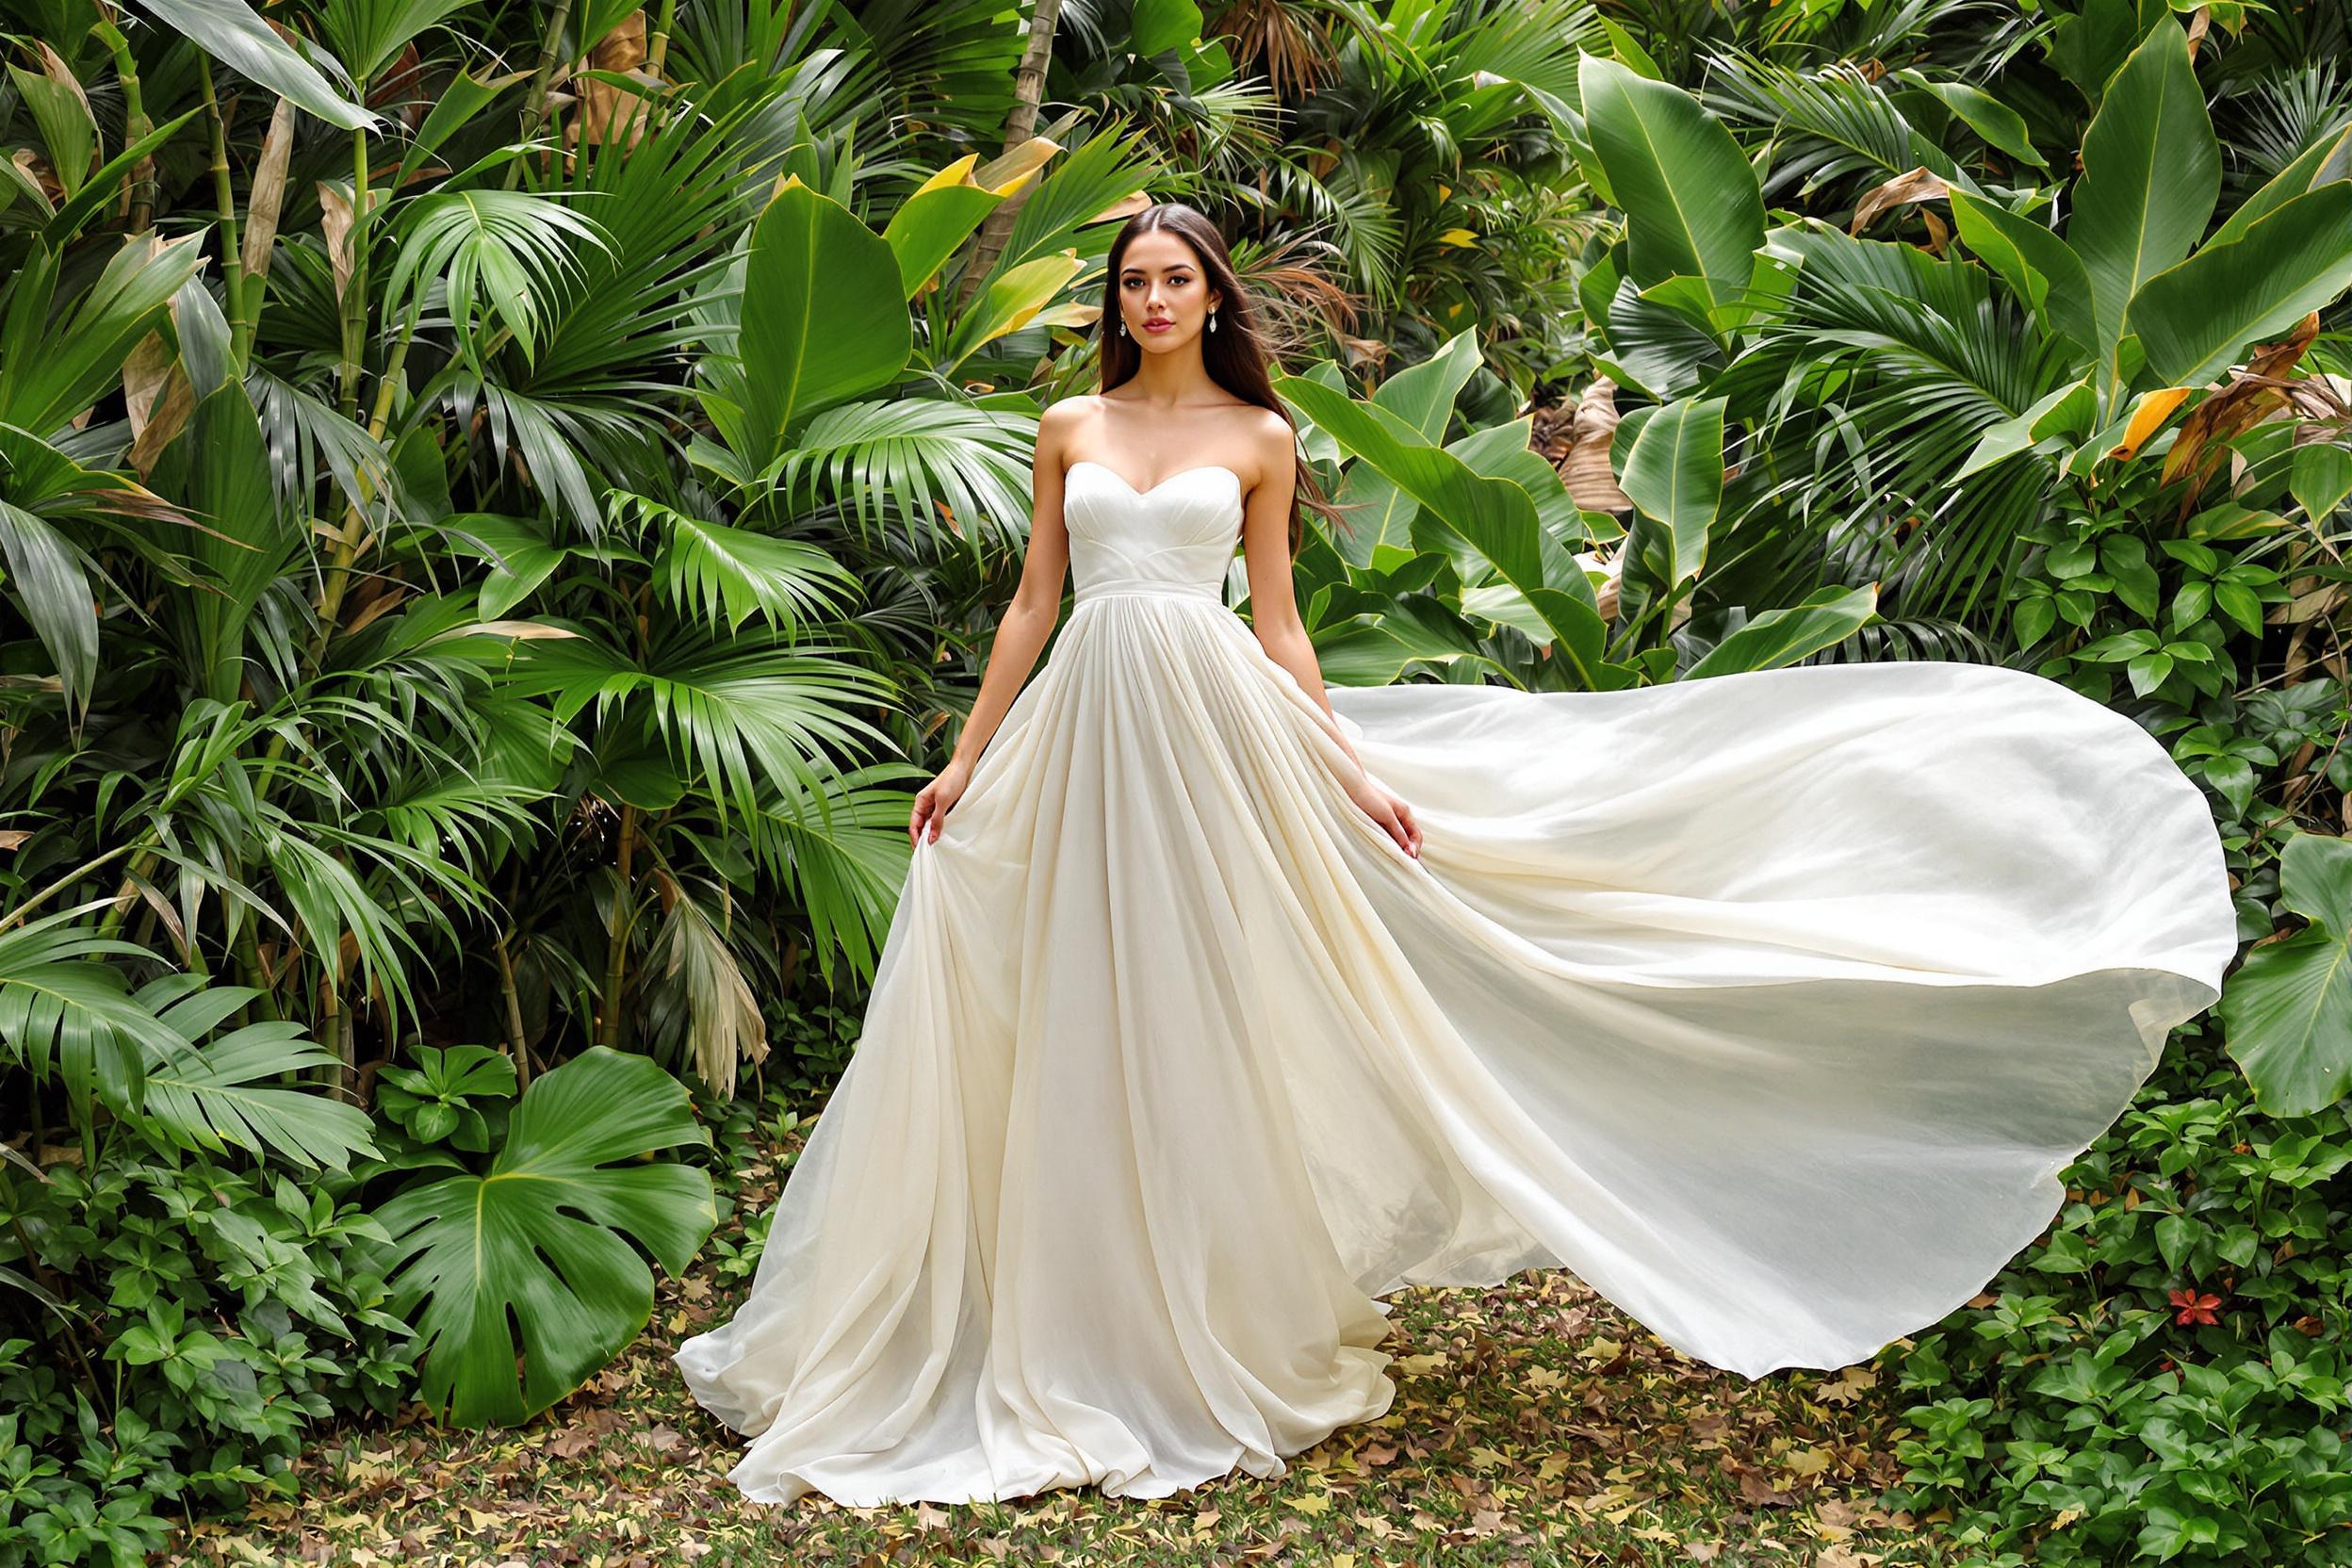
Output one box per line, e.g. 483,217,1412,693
910,758,975,848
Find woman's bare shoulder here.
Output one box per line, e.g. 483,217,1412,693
1033,397,1102,474
1038,393,1103,430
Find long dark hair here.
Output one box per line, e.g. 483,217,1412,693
1095,204,1349,558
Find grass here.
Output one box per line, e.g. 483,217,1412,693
171,1114,1966,1568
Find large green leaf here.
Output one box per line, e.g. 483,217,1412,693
1955,378,2097,480
2068,22,2218,375
936,253,1086,375
1616,394,1725,593
1281,377,1544,585
503,633,899,830
611,491,861,635
1682,585,1881,678
372,1046,718,1426
383,190,612,374
0,905,173,1122
8,64,94,200
127,0,375,127
152,382,302,703
2128,183,2352,387
1950,191,2099,355
2219,832,2352,1117
1325,331,1490,567
881,168,1002,302
0,234,210,437
1312,602,1501,686
315,0,477,86
719,178,912,467
1576,52,1764,312
41,106,204,250
1892,73,2048,170
1373,328,1484,443
751,763,933,989
2207,122,2352,250
0,500,95,719
1278,374,1635,690
1288,376,1637,691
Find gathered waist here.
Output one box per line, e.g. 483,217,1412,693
1072,579,1226,607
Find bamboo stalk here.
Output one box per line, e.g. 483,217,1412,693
495,932,533,1090
596,804,639,1048
512,0,579,189
646,0,678,74
336,126,371,420
91,20,155,232
232,922,280,1021
194,59,247,366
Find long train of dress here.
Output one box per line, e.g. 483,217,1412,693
674,460,2238,1505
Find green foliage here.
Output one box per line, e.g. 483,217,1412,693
2219,834,2352,1117
372,1044,516,1154
1544,11,2352,1561
3,0,2346,1554
371,1047,716,1427
0,1152,414,1567
1882,1049,2352,1564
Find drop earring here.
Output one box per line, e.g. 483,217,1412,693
1119,319,1128,335
1209,310,1218,334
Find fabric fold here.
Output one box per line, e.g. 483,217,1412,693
677,462,2235,1505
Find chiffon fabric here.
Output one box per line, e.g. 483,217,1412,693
674,459,2237,1506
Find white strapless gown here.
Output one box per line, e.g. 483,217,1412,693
674,460,2237,1506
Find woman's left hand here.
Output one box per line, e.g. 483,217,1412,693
1345,774,1422,859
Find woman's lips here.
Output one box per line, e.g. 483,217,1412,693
1143,319,1172,333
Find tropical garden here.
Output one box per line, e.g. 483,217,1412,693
0,0,2345,1562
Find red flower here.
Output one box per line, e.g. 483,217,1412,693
2169,1288,2223,1326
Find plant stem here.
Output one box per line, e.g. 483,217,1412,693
309,306,419,658
596,804,639,1047
513,0,579,188
92,19,155,232
647,0,678,74
318,971,344,1096
4,839,147,938
494,931,532,1090
195,58,249,368
337,126,372,421
233,922,279,1021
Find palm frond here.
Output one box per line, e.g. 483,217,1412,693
138,976,379,1169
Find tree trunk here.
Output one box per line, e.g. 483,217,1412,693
956,0,1066,313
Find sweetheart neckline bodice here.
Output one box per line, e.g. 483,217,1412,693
1066,460,1246,499
1062,461,1246,607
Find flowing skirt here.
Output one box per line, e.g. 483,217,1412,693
674,593,2237,1505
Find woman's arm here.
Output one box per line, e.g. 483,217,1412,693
1239,435,1363,760
1237,424,1421,858
945,416,1076,768
909,407,1078,844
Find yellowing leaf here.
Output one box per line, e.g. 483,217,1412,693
1783,1447,1836,1478
2112,386,2192,461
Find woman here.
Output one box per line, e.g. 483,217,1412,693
675,203,2238,1507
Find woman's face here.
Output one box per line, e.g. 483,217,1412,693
1116,230,1220,353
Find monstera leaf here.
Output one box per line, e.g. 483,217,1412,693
2220,832,2352,1118
373,1047,718,1426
